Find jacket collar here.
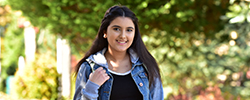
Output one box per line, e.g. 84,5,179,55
86,48,141,69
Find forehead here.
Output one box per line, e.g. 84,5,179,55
109,17,134,28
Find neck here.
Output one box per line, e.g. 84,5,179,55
105,49,128,62
105,48,132,73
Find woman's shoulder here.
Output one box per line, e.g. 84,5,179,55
78,61,91,72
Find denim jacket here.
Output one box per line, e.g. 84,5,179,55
73,48,164,100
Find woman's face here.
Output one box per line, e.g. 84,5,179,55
104,17,135,53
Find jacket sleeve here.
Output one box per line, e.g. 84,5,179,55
73,62,100,100
150,77,164,100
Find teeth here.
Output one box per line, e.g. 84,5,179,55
117,40,127,43
118,41,126,43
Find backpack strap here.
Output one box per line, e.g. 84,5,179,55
86,59,95,72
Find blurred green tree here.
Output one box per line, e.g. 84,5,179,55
0,2,25,92
142,0,250,99
7,0,229,55
8,0,250,99
12,52,59,100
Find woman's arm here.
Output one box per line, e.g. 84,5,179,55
73,62,110,100
73,62,100,100
150,77,164,100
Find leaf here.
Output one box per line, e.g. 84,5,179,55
229,14,245,23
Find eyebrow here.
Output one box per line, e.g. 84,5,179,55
111,25,134,29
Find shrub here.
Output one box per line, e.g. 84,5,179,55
12,52,59,100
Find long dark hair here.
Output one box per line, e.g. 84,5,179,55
75,5,161,86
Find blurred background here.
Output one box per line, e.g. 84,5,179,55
0,0,250,100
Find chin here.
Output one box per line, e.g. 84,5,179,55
116,49,128,52
114,47,129,52
108,44,131,52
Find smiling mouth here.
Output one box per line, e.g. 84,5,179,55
116,40,128,44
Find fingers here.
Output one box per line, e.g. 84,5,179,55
89,67,110,86
95,67,107,74
89,73,92,77
95,67,103,71
97,67,109,79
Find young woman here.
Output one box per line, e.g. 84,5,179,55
74,5,163,100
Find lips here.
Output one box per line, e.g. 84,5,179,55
116,40,128,44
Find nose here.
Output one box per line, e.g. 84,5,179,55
120,30,126,39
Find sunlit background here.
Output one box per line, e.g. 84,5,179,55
1,0,250,100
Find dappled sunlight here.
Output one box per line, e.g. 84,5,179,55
214,44,229,56
230,31,238,39
229,40,236,46
217,74,227,82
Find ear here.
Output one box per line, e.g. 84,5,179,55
103,31,107,38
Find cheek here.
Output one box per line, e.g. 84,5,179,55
106,32,114,39
130,33,135,41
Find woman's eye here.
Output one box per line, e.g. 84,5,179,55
113,28,120,31
127,29,133,32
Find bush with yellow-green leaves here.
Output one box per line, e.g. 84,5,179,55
12,53,59,100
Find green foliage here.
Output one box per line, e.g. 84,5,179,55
1,26,24,78
6,0,250,99
7,0,229,55
12,53,59,100
0,4,25,91
36,28,57,57
143,1,250,99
